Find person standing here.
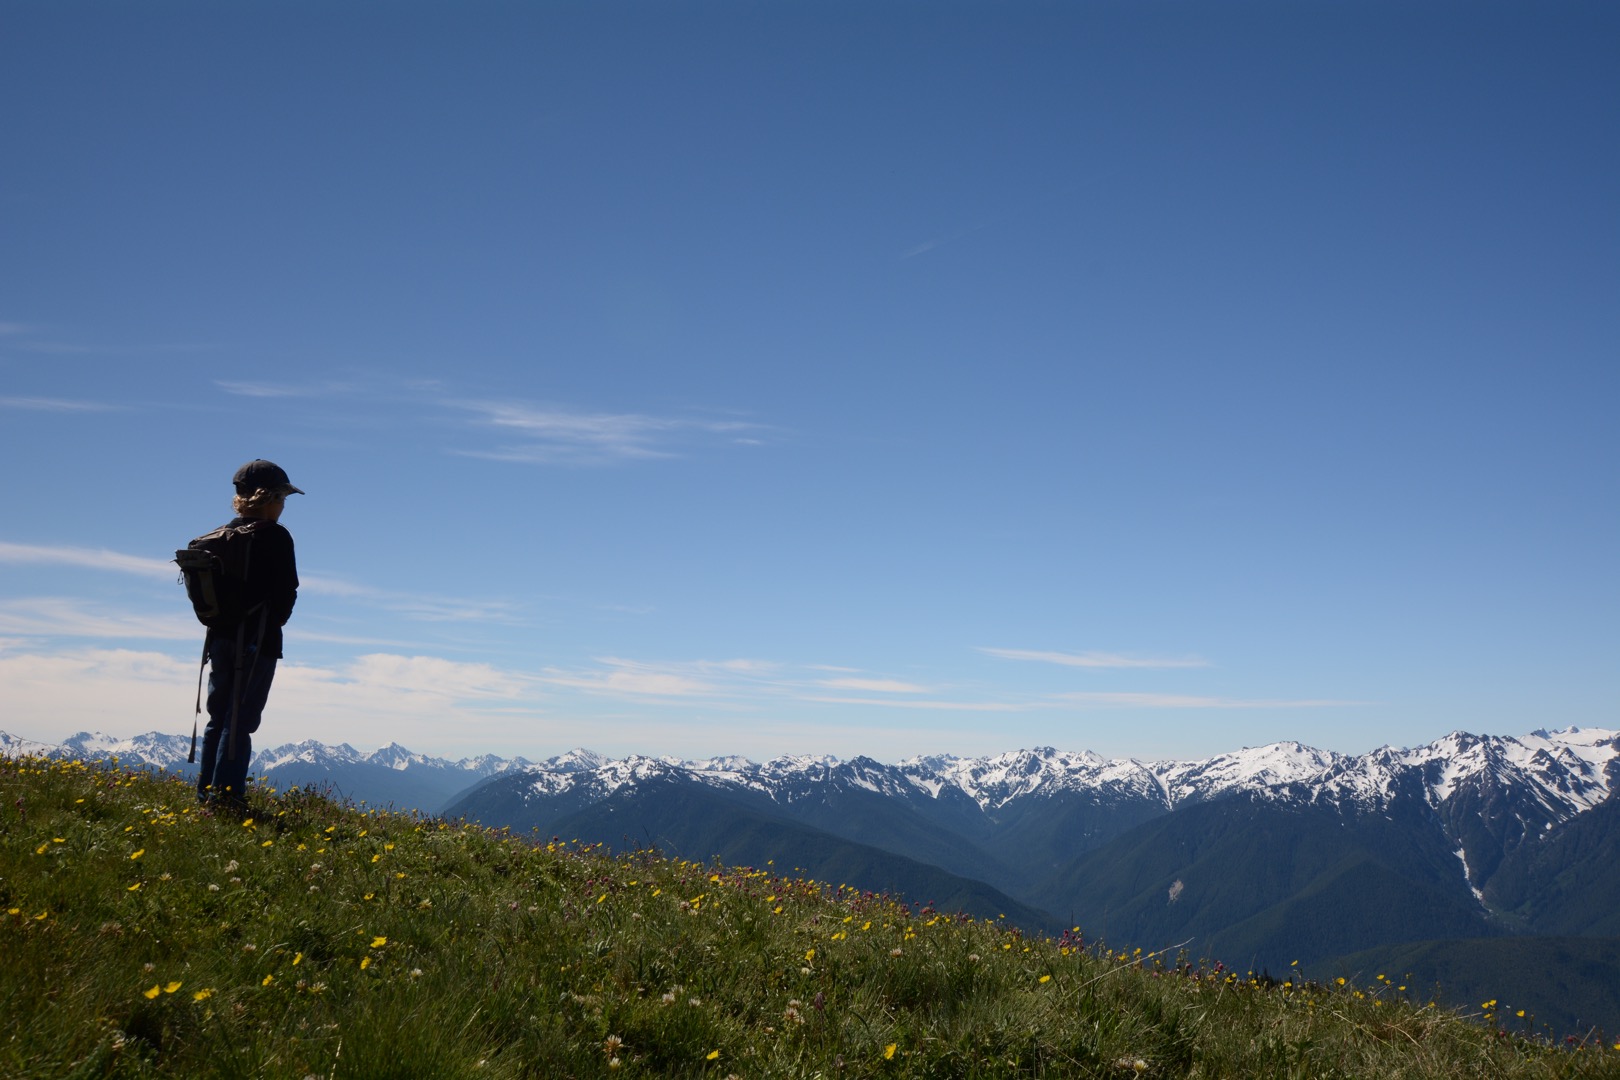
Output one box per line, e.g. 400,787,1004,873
195,459,302,812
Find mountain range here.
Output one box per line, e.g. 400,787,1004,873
6,725,1617,1036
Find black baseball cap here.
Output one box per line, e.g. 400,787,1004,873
233,459,305,496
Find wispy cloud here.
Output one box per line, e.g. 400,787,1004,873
980,647,1211,669
537,658,953,708
0,648,540,755
328,653,531,700
537,658,726,699
298,573,521,624
450,400,769,465
532,657,951,706
0,542,173,579
210,378,772,465
0,542,515,627
0,396,124,413
536,656,783,700
215,379,354,398
1051,692,1363,709
803,694,1029,712
816,677,931,694
899,220,993,260
0,599,195,641
0,641,1373,762
0,646,952,761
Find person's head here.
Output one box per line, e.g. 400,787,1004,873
232,460,304,521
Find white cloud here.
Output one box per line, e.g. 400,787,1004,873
536,658,728,699
0,647,544,755
215,380,352,398
328,654,529,699
979,647,1211,669
206,379,771,465
298,572,521,624
0,542,516,627
0,649,198,731
1051,692,1362,709
0,599,196,641
0,542,173,578
0,643,1372,763
451,400,767,465
816,677,931,694
0,396,124,412
803,695,1028,712
533,656,797,701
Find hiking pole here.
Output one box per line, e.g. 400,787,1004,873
188,636,208,764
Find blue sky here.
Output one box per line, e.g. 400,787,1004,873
2,0,1615,763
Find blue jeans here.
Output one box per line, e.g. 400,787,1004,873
197,630,278,805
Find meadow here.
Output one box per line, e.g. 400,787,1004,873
3,754,1614,1078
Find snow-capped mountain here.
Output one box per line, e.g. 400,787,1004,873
12,726,1615,838
0,730,538,814
1287,727,1617,815
444,726,1616,838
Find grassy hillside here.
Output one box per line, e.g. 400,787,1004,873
522,778,1056,931
3,756,1617,1079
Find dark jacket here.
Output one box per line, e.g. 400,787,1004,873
207,517,299,659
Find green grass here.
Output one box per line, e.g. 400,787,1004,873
3,755,1615,1079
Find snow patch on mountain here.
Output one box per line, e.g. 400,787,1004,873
10,726,1617,836
1300,727,1619,820
1156,741,1344,805
1455,846,1485,905
0,731,59,758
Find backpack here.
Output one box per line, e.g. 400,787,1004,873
175,522,267,630
176,521,274,764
